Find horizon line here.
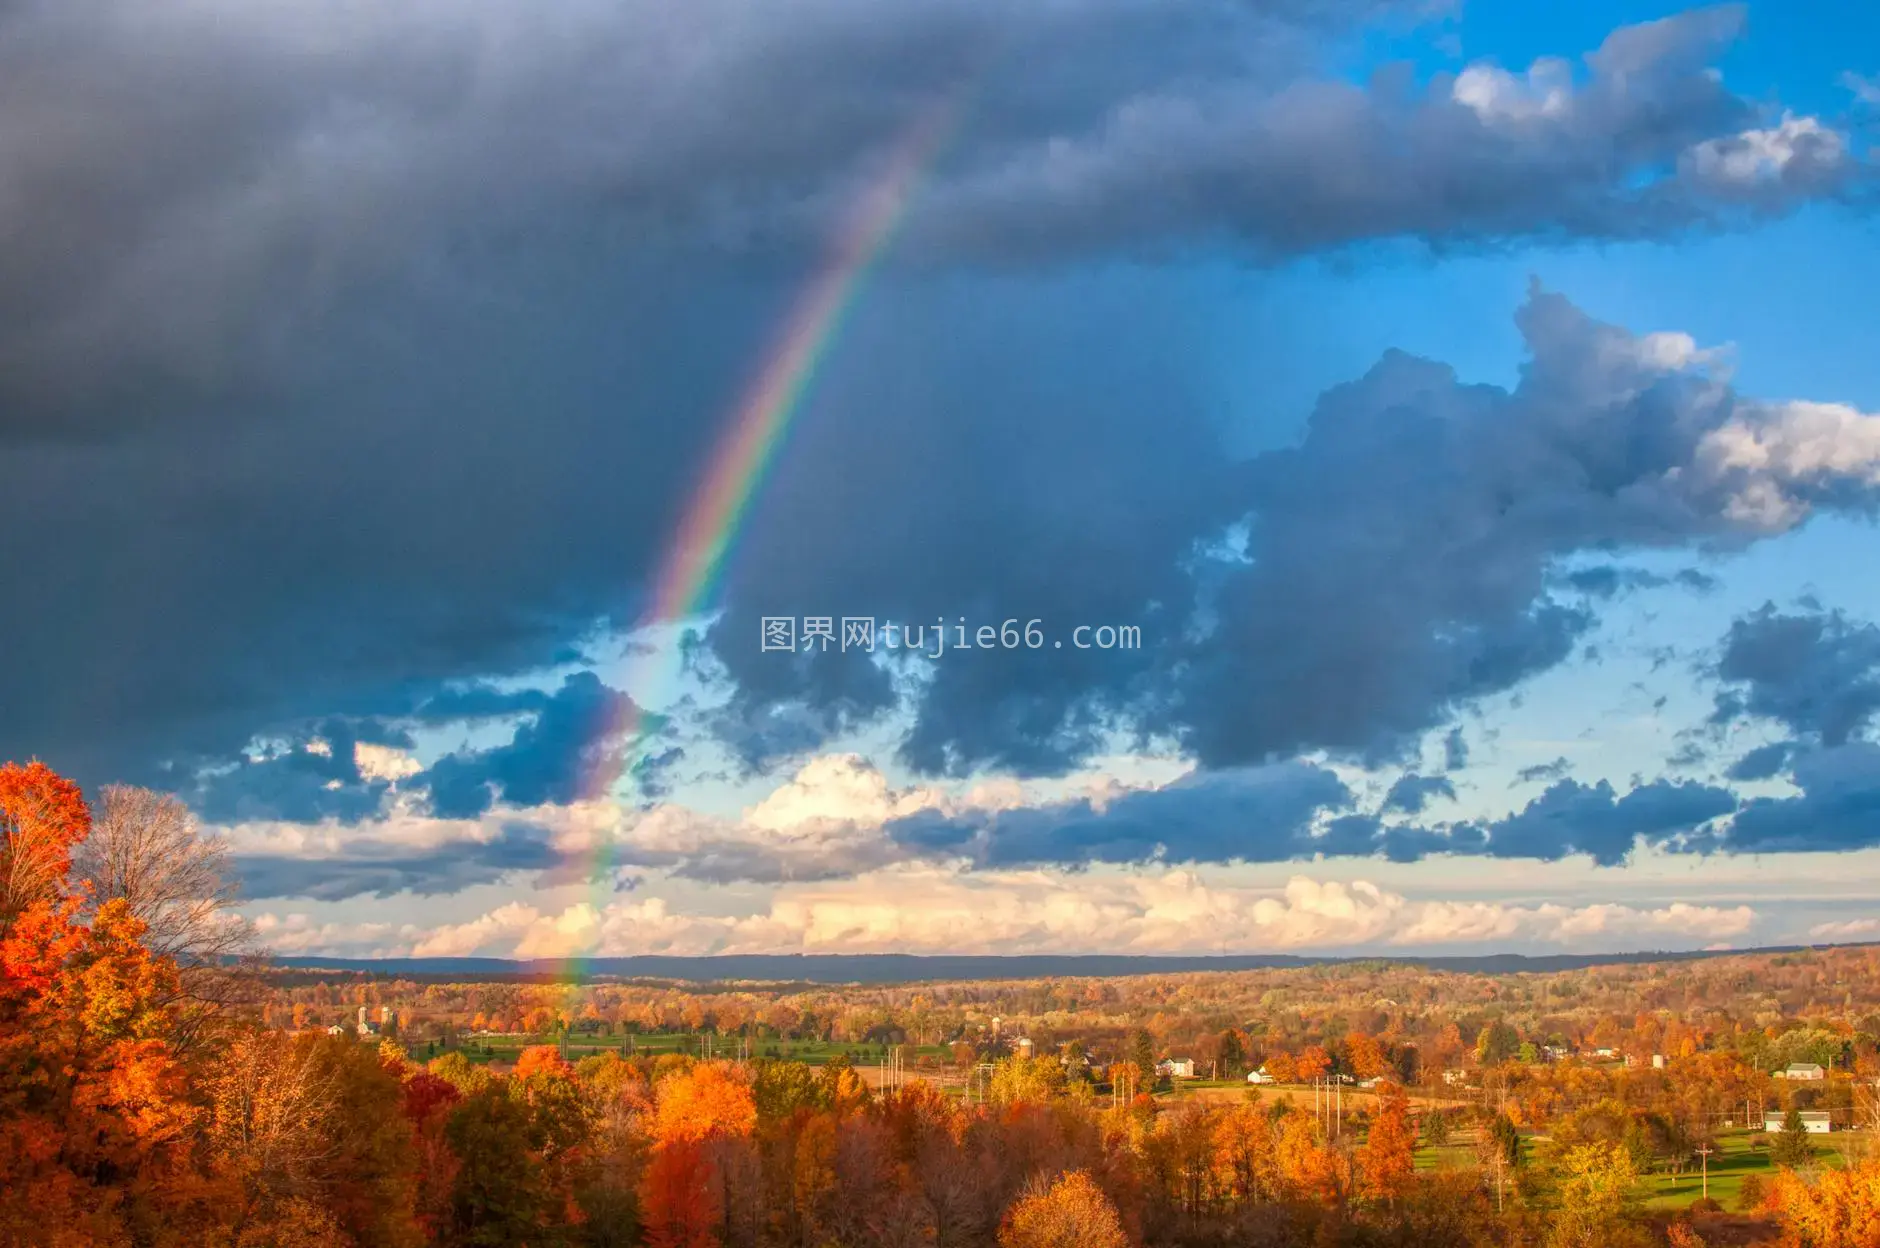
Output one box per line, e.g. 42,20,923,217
257,940,1878,985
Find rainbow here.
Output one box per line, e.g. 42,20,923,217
575,89,969,826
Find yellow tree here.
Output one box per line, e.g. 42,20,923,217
988,1055,1066,1105
1551,1142,1642,1248
998,1170,1128,1248
1769,1156,1880,1247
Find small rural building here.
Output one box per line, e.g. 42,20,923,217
1158,1058,1196,1079
1246,1068,1275,1085
1775,1063,1827,1080
1014,1037,1034,1059
1764,1111,1832,1134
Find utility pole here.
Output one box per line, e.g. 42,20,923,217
1696,1145,1713,1202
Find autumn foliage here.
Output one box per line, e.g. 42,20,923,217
5,760,1880,1248
1354,1083,1415,1207
1768,1157,1880,1248
998,1170,1127,1248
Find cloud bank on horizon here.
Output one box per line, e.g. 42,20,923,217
3,0,1879,958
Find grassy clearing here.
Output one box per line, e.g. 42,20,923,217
1396,1126,1859,1212
1414,1141,1479,1171
1639,1129,1850,1211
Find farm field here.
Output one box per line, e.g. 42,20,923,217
1637,1128,1854,1211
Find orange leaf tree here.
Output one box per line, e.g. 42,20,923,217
999,1169,1128,1248
1356,1083,1416,1208
1769,1156,1880,1248
641,1137,721,1248
0,760,89,950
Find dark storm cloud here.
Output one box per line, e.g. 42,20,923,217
186,719,405,824
0,0,1871,826
1697,743,1880,854
235,821,564,901
1136,287,1880,773
921,6,1866,264
0,1,1852,434
1381,773,1455,814
0,0,1407,789
0,0,1405,435
1481,777,1736,866
1712,604,1880,746
0,275,750,790
880,760,1735,869
708,275,1880,785
422,673,638,818
1726,741,1793,782
702,275,1228,777
885,761,1353,866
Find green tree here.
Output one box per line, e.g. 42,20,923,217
1424,1108,1450,1147
1771,1107,1815,1168
444,1085,548,1246
1130,1029,1158,1094
1476,1020,1522,1067
751,1058,825,1122
305,1033,424,1247
1218,1029,1246,1077
1485,1112,1523,1169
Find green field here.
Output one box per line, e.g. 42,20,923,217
1639,1128,1847,1211
1413,1141,1479,1171
1404,1124,1861,1210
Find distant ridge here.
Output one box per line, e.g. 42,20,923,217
263,944,1852,985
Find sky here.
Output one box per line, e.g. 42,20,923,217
6,0,1880,960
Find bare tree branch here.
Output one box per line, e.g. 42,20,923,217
73,783,262,1047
